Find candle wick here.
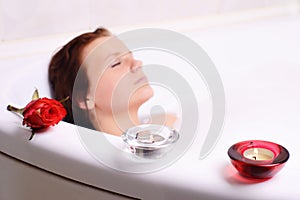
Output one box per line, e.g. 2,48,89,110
252,156,257,160
150,134,155,143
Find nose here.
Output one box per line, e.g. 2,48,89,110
130,59,142,73
122,53,142,72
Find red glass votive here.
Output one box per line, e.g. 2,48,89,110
228,140,289,179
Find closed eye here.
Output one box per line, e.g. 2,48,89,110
111,62,121,68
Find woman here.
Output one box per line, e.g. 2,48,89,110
49,28,176,136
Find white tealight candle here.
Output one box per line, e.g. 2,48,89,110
243,148,274,161
136,131,165,144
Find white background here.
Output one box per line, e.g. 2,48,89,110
0,0,299,41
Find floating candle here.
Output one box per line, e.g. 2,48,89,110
122,124,179,159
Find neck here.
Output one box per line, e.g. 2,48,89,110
94,107,140,136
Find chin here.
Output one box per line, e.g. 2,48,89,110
130,84,153,107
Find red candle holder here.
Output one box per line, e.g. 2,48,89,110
228,140,289,179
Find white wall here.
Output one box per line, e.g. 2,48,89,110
0,0,299,41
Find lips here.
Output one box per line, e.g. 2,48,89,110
134,76,148,85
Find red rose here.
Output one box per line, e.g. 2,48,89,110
22,97,67,129
7,89,68,140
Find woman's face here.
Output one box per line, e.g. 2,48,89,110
81,36,153,116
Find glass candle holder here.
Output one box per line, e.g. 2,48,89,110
122,124,179,159
228,140,289,179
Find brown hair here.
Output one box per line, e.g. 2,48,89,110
48,28,111,126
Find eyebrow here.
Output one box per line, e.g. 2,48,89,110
105,51,132,61
105,52,121,61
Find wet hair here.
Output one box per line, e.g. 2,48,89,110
48,28,111,126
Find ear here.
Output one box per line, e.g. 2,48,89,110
78,98,95,110
77,100,87,109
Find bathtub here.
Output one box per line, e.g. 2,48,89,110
1,14,300,200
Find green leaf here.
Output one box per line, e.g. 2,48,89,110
29,129,36,140
59,96,70,103
32,88,39,100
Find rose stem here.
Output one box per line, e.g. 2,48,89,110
7,105,24,114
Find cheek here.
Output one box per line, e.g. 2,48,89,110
94,73,116,110
94,70,130,112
